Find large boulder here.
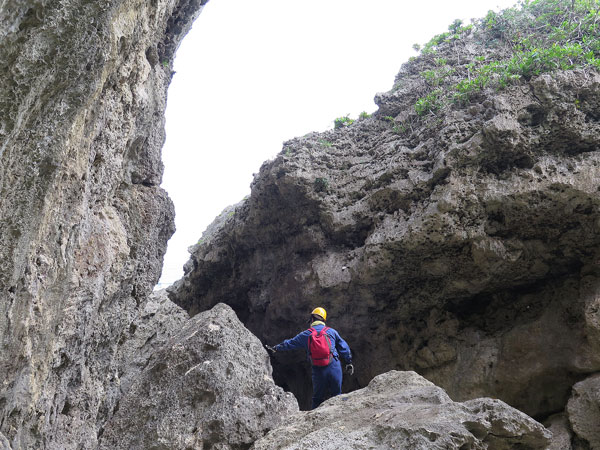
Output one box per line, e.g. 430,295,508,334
566,374,600,449
98,303,298,449
252,371,551,450
22,289,192,449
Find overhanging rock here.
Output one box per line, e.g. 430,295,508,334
170,69,600,415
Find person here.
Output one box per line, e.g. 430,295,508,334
266,307,353,409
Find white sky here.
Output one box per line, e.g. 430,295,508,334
158,0,517,287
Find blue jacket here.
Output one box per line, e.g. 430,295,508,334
274,322,352,363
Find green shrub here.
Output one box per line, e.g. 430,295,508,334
415,89,444,115
412,0,600,114
449,19,464,33
392,124,408,134
334,115,354,129
420,66,455,87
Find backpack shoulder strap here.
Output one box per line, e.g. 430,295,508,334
307,327,317,358
321,327,336,357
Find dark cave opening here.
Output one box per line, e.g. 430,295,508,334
261,266,600,417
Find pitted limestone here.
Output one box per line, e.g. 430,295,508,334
252,371,551,450
99,303,298,450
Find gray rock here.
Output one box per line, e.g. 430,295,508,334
0,0,208,447
0,432,11,450
116,289,190,395
99,303,298,450
567,373,600,449
2,0,599,446
252,371,551,450
544,413,573,450
170,64,600,415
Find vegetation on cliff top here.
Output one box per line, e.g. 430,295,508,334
409,0,600,115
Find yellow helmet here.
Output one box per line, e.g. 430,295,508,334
311,307,327,321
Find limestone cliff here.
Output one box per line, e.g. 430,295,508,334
171,1,600,447
0,0,205,447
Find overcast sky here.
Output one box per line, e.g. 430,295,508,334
158,0,517,287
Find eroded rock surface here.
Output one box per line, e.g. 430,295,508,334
0,432,11,450
171,48,600,416
99,303,298,450
115,289,189,397
544,414,573,450
567,374,600,449
2,0,600,447
252,371,551,450
0,0,207,447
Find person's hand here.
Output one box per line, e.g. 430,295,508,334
265,344,277,355
345,364,354,375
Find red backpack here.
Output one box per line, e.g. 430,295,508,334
308,327,333,366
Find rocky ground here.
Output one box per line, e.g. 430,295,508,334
252,371,551,450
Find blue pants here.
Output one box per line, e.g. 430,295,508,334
311,359,342,409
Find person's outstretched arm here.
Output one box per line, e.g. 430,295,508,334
274,329,310,351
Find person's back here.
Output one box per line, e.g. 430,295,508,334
267,307,353,408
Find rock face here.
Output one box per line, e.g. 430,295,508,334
252,370,551,450
544,414,573,450
98,303,298,450
566,374,600,449
169,1,600,424
115,289,190,397
0,433,11,450
1,0,598,447
0,0,208,448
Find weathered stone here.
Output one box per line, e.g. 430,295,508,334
567,373,600,449
171,67,600,413
113,289,190,401
99,303,298,450
0,0,207,447
544,413,573,450
252,371,551,450
2,0,599,446
0,432,11,450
